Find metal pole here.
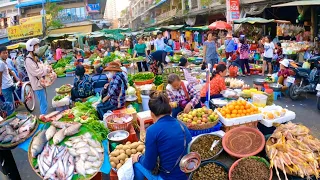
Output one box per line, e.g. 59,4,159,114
42,0,46,37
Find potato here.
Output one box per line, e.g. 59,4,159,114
111,149,120,157
118,153,126,160
142,148,145,154
116,163,122,169
137,141,144,145
122,145,130,151
110,157,119,164
120,160,124,164
110,162,116,168
131,149,137,154
130,142,139,149
119,149,125,154
126,141,131,145
117,144,124,149
126,149,132,156
137,145,145,152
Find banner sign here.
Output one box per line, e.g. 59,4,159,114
226,0,240,23
19,15,42,25
87,3,100,13
8,22,43,40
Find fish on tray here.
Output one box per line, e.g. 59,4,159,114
31,130,48,158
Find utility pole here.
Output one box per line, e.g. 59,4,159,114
41,0,47,37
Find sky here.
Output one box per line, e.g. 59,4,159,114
117,0,130,12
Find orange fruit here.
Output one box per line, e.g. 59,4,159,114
241,113,245,117
225,109,231,114
228,105,234,110
226,114,231,119
221,111,226,116
217,108,222,111
231,114,236,118
240,105,245,110
245,104,251,109
238,110,243,114
243,109,247,113
235,105,240,110
232,110,238,114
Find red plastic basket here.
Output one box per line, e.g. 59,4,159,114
104,113,133,131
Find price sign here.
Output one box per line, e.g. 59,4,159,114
287,76,296,84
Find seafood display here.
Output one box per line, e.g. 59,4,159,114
36,143,74,180
266,122,320,180
65,133,104,177
0,114,37,145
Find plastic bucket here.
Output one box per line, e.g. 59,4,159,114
252,94,267,107
141,95,150,111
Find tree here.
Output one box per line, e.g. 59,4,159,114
45,2,64,30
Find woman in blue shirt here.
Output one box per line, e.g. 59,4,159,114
203,32,219,71
91,65,108,94
132,91,192,180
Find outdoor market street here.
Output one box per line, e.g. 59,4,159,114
10,75,320,180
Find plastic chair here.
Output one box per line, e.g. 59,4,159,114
274,91,282,101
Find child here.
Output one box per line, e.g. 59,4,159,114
273,42,283,72
277,59,290,91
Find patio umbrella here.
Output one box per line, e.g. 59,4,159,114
208,21,232,30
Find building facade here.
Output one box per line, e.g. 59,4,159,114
105,0,117,20
0,0,19,44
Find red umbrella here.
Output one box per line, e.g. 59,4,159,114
208,21,232,30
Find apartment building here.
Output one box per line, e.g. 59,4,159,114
0,0,19,44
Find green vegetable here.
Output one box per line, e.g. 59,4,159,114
154,75,163,86
86,119,109,140
72,102,99,120
53,94,67,101
54,67,65,75
128,74,134,86
132,72,154,81
53,56,72,69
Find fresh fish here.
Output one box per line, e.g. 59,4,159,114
64,123,81,136
84,161,92,169
85,168,97,175
45,125,56,141
89,147,99,158
74,141,87,149
77,147,89,154
11,130,30,143
31,130,48,158
87,139,100,148
68,136,79,141
67,163,74,180
16,113,30,120
2,135,14,143
80,154,88,161
75,159,86,177
38,154,45,176
86,156,98,162
83,132,92,139
95,147,104,153
5,125,15,135
51,121,75,129
17,117,30,127
53,128,66,145
56,159,65,179
9,118,20,129
68,148,77,157
18,118,36,133
91,161,102,168
71,138,81,144
64,141,73,147
55,147,66,159
0,126,6,133
43,160,59,179
0,131,7,142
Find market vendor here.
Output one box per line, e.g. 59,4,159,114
277,59,290,91
166,74,201,118
178,57,199,85
200,64,227,103
133,37,148,72
225,34,236,59
132,91,192,180
114,59,128,79
71,65,94,102
147,46,172,75
97,62,127,119
91,65,108,94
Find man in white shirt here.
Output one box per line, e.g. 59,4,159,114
0,46,19,111
154,32,165,51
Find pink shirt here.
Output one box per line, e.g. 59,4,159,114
56,48,62,60
238,43,249,60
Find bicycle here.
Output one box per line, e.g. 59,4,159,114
13,81,35,112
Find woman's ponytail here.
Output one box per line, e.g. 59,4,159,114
211,64,227,80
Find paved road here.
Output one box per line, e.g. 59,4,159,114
10,75,320,180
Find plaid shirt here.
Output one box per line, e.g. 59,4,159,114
166,81,200,107
107,72,127,108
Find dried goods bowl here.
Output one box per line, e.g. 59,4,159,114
229,156,272,180
107,130,129,143
269,83,283,91
187,133,224,161
180,152,201,173
253,78,266,85
188,160,229,180
222,126,265,158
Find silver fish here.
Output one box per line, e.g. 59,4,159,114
38,154,45,176
51,121,75,129
2,134,14,143
45,125,56,141
74,141,87,149
86,156,98,162
56,159,65,180
31,130,48,158
0,131,7,142
43,160,59,179
5,125,15,135
71,138,81,144
9,118,20,129
77,147,89,154
0,126,6,134
64,123,81,136
91,161,102,168
75,159,86,177
64,141,73,147
89,147,99,158
85,168,97,175
87,139,100,148
53,128,66,145
11,130,30,143
68,148,77,157
95,147,104,153
80,154,88,161
83,132,92,139
67,163,74,180
18,118,36,133
84,161,93,169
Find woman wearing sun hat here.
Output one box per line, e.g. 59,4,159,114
97,62,128,119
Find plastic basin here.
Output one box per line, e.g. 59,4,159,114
222,126,265,158
229,156,272,180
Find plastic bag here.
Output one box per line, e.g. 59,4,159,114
302,61,310,69
118,158,134,180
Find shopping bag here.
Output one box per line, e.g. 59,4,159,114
118,158,134,180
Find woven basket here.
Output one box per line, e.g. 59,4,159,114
104,113,133,131
0,121,39,149
56,84,72,94
177,112,219,130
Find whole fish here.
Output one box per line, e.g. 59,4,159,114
53,128,66,145
86,156,98,162
2,134,14,143
51,121,76,129
84,161,93,169
43,160,59,180
75,159,86,177
85,168,97,175
77,147,90,154
87,139,100,148
68,148,77,157
31,130,48,158
74,141,87,149
91,161,102,168
5,125,15,135
9,118,20,129
18,118,36,133
56,159,65,180
45,125,56,141
88,147,99,158
64,123,81,136
80,154,88,161
64,141,73,147
0,126,6,134
11,130,30,143
0,131,7,142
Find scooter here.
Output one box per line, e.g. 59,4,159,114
288,57,320,107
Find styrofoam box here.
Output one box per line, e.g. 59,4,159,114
52,96,70,108
215,108,263,126
260,110,296,127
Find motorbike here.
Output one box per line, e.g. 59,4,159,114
288,56,320,109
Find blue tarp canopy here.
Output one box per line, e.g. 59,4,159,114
0,38,10,45
16,0,63,8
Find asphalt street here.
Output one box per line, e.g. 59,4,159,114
9,75,320,180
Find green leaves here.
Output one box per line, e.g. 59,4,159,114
132,72,154,81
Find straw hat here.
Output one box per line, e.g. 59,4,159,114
226,34,232,38
104,62,122,72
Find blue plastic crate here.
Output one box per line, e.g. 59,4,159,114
188,121,222,137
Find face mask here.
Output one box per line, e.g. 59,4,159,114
34,47,40,54
107,72,114,79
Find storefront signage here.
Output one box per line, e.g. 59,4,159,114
226,0,240,23
19,15,43,25
87,3,100,13
7,22,43,40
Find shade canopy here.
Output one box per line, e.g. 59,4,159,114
272,0,320,7
208,21,232,30
233,17,274,24
7,43,26,50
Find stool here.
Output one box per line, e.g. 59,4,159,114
253,84,264,91
274,91,282,100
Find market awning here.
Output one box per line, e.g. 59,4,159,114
15,0,63,8
160,25,185,31
7,43,26,50
184,26,209,31
233,17,274,24
0,38,10,45
272,0,320,7
48,25,92,35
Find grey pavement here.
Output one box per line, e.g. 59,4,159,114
10,74,320,180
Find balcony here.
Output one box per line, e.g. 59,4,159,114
155,8,180,22
56,14,103,24
0,0,17,8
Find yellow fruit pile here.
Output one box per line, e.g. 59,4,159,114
177,107,219,125
217,99,260,119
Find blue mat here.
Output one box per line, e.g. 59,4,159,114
18,124,111,174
